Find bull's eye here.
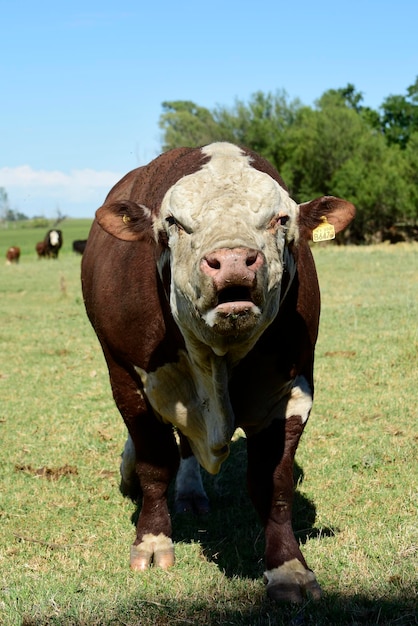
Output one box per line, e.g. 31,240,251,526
269,214,289,232
166,215,177,228
165,215,192,235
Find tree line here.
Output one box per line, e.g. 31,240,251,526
159,79,418,244
0,188,67,228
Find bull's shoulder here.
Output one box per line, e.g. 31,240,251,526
81,221,183,370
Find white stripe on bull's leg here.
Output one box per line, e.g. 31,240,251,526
174,455,209,514
119,433,140,499
285,375,313,423
246,415,321,603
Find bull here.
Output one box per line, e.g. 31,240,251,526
81,142,355,602
5,246,20,264
36,229,63,258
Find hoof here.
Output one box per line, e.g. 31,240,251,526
130,533,175,570
264,559,322,603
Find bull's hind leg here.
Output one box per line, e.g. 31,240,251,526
120,433,141,499
174,434,210,515
246,416,322,603
106,355,180,571
124,429,210,516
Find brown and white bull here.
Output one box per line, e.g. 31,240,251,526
36,229,63,259
81,142,355,603
5,246,20,264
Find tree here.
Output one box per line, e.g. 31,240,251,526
322,83,364,112
379,77,418,148
159,101,230,151
159,91,301,173
0,187,9,221
331,133,411,242
5,209,29,221
0,188,29,223
403,131,418,215
215,91,301,171
53,208,67,226
281,91,370,201
158,82,418,242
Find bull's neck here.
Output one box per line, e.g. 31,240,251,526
185,333,240,378
185,338,236,435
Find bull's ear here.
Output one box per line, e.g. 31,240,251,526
96,200,153,241
298,196,355,240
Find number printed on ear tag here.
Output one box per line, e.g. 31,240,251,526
312,216,335,242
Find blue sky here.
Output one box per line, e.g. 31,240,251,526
1,0,417,218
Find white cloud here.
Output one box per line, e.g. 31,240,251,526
0,165,123,217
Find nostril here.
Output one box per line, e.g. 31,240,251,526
205,255,221,270
246,251,259,267
201,247,264,277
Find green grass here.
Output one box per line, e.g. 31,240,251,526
0,244,417,625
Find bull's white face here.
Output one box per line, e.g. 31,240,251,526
155,143,299,358
49,230,60,246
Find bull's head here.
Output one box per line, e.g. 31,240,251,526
154,144,301,358
96,143,354,362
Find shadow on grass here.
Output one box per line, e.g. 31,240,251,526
120,439,417,625
21,590,417,625
20,438,415,626
120,591,417,626
172,437,338,579
132,436,337,580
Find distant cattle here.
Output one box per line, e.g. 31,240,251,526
36,229,63,259
5,246,20,264
36,241,47,258
81,142,355,603
72,239,87,255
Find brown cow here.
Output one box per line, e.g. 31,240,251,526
5,246,20,264
81,142,355,603
36,241,47,258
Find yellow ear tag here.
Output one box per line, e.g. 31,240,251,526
312,216,335,242
122,214,131,224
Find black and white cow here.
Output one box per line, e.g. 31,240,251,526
37,229,63,258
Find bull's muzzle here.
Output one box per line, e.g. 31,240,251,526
200,247,264,313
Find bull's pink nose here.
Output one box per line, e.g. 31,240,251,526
200,247,263,286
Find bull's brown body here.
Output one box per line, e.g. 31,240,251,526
5,246,20,264
81,142,354,602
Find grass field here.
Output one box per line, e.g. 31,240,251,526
0,219,93,259
0,238,417,625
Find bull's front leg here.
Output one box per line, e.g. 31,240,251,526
122,412,180,571
246,416,322,603
109,358,180,571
